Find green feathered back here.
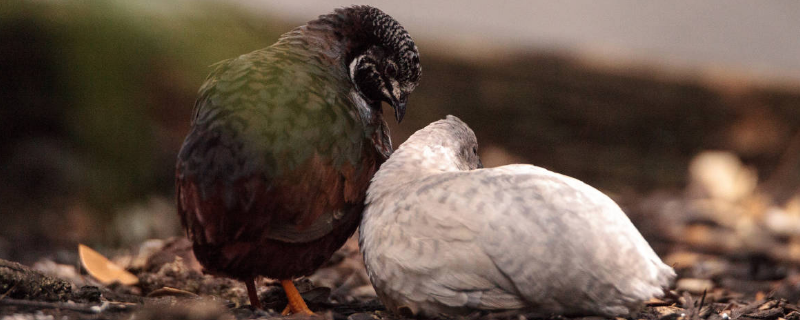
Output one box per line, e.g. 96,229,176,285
179,35,369,190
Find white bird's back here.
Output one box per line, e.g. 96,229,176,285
360,115,675,317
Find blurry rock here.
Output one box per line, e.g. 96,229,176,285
764,197,800,237
676,278,714,294
688,151,757,203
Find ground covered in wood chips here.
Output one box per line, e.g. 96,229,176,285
3,150,800,320
2,230,800,320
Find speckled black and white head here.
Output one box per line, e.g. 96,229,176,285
348,43,419,123
311,6,421,123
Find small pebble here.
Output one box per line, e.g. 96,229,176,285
676,278,714,294
347,312,378,320
89,301,109,313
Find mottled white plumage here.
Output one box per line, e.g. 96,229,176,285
360,115,675,317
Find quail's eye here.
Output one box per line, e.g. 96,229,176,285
385,63,398,78
472,147,478,155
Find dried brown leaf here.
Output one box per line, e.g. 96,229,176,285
78,244,139,286
146,287,198,298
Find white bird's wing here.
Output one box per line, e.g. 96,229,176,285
363,170,527,313
373,164,673,316
474,165,673,315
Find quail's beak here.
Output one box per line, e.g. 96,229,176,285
390,95,407,123
477,159,484,169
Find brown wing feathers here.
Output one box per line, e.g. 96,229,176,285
176,143,380,278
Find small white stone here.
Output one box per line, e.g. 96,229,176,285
89,301,109,313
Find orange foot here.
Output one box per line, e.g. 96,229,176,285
281,279,315,316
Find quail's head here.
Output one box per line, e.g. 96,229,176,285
440,115,483,170
347,7,421,123
404,115,483,171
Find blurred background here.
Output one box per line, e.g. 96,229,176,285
1,0,800,285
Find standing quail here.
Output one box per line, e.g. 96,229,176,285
360,116,675,317
175,6,420,314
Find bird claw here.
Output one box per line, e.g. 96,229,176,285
281,303,316,316
281,279,317,316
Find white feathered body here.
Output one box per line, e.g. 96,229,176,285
359,116,675,317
